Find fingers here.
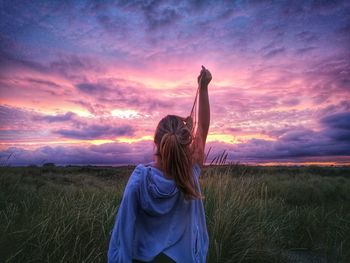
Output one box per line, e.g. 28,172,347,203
202,70,211,80
200,66,210,76
200,65,206,76
198,65,212,84
206,70,212,79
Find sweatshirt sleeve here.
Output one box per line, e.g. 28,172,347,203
108,166,142,263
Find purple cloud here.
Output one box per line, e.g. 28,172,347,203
2,111,349,166
76,83,108,94
74,80,174,112
296,31,319,43
321,112,350,130
0,141,154,166
294,47,317,55
55,124,135,140
34,112,76,123
320,111,350,142
25,77,61,88
263,47,286,58
205,111,350,163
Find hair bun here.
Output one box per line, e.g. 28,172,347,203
176,126,192,145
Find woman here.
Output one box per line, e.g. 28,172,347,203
108,66,212,263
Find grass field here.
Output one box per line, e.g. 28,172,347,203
1,164,349,262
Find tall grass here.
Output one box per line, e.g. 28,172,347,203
1,165,349,262
202,166,350,262
0,171,125,262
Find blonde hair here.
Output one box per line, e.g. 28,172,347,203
154,115,200,199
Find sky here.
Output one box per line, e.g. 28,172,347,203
0,0,350,166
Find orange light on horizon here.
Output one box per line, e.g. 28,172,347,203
207,133,275,144
89,139,116,145
257,161,350,166
116,135,153,144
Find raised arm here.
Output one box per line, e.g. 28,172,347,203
192,66,212,166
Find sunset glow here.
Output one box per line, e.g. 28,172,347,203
0,1,349,165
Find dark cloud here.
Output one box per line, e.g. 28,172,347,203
74,80,174,111
54,124,134,140
0,105,145,143
25,78,61,88
0,141,154,166
97,14,128,35
280,98,300,106
75,83,108,94
336,23,350,47
143,5,180,31
296,31,319,43
295,47,317,55
91,0,182,37
263,47,285,58
225,127,242,133
0,51,48,73
324,128,350,142
2,0,349,63
0,105,37,127
310,0,345,14
320,111,350,142
0,50,101,83
205,111,350,163
279,128,318,142
261,126,298,138
321,111,350,130
0,129,41,142
34,112,77,123
0,105,79,127
301,55,350,103
48,55,102,81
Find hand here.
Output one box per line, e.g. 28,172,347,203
197,65,212,87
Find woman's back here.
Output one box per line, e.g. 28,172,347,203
108,162,208,263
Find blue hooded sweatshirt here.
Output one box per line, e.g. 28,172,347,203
108,162,209,263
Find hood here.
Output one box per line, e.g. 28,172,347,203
137,163,181,216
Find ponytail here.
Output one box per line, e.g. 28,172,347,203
155,115,201,199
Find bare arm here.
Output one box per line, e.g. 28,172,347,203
192,66,212,166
